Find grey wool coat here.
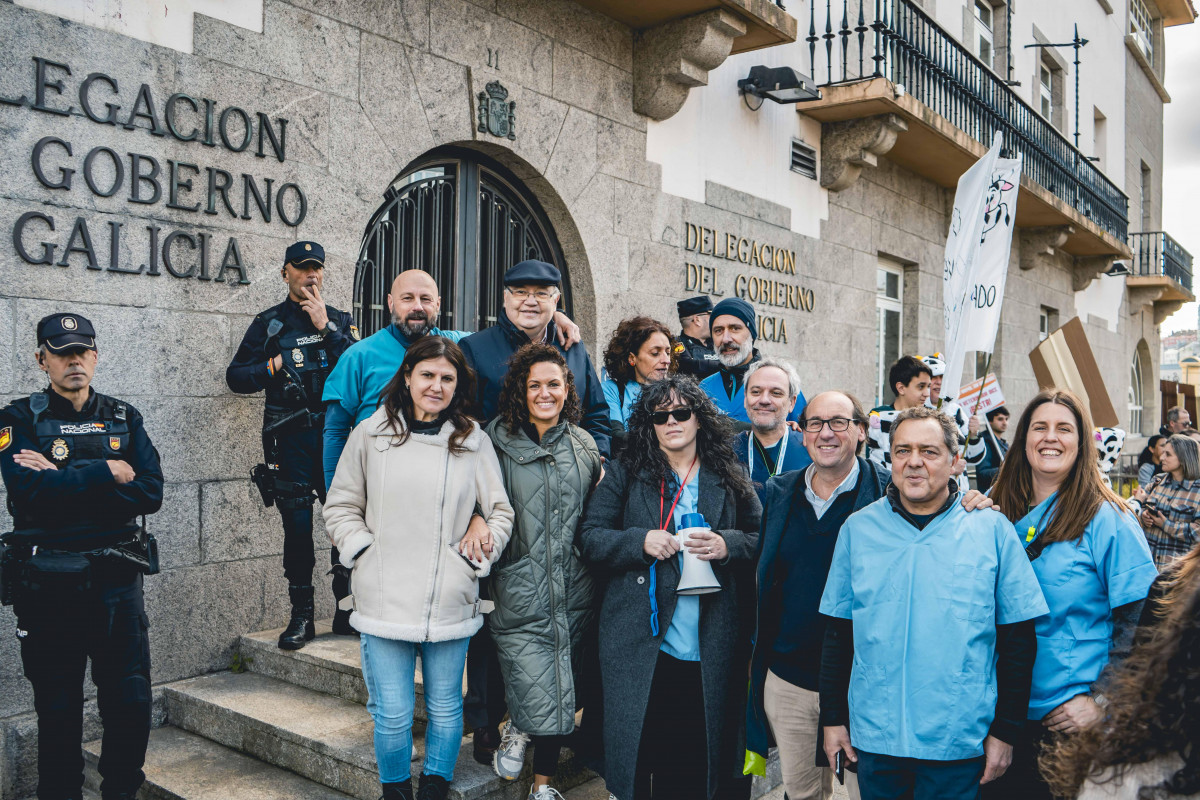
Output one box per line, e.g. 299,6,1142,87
486,418,603,736
578,461,762,800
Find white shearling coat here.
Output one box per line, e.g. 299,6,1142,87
323,408,514,642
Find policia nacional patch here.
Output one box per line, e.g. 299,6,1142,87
0,427,10,451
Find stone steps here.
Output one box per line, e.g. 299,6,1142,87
84,726,356,800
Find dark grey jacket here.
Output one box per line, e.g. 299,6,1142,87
486,418,603,736
578,462,762,800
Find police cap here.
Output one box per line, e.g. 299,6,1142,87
677,296,712,318
503,260,561,287
37,313,97,352
285,241,325,269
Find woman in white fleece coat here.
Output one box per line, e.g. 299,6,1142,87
324,336,513,800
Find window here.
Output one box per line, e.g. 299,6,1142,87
1140,162,1152,230
1130,348,1145,434
1039,64,1053,119
790,138,817,179
1130,0,1154,63
974,1,995,66
876,262,904,405
1093,108,1107,170
353,147,567,336
1039,306,1058,341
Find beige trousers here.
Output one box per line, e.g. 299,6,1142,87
764,669,861,800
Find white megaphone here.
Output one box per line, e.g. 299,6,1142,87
675,512,722,595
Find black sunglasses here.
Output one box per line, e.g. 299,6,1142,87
651,407,694,425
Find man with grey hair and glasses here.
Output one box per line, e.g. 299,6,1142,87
734,357,812,506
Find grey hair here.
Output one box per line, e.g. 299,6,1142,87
1168,406,1187,423
891,405,959,456
744,357,801,399
1168,434,1200,481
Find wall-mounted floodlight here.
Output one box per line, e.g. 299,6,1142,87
1105,261,1132,278
737,66,822,106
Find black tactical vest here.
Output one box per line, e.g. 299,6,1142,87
30,391,130,471
263,306,338,414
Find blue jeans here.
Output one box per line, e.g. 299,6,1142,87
856,750,985,800
360,634,471,782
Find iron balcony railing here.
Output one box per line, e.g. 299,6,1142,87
1130,231,1194,293
807,0,1129,242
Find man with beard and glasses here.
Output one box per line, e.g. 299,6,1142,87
699,298,805,430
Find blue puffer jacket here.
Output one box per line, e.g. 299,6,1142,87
460,314,611,457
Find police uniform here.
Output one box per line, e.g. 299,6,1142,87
675,295,720,379
225,241,358,649
0,313,163,800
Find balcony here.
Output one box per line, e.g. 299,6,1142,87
800,0,1129,260
1128,231,1195,322
576,0,797,53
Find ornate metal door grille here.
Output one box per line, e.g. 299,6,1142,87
354,150,568,337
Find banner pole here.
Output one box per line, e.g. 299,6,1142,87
972,353,994,416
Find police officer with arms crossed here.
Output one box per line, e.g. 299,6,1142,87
227,241,358,650
0,314,163,800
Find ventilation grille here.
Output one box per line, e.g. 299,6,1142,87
790,139,817,179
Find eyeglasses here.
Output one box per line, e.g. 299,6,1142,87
802,417,859,433
507,288,558,302
651,407,694,425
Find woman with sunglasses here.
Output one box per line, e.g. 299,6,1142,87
579,375,761,800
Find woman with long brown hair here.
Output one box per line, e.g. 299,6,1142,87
1039,550,1200,799
981,390,1157,800
324,336,514,800
600,316,677,455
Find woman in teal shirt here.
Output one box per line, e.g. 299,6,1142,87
983,390,1157,800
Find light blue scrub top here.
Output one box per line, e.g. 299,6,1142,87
661,473,700,662
1017,495,1157,720
600,376,641,426
820,499,1048,760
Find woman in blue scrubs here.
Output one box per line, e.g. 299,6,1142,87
982,390,1158,800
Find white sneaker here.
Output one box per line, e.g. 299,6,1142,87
528,785,565,800
493,720,530,781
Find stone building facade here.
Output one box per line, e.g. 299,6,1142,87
0,0,1192,793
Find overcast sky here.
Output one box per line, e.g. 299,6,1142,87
1158,23,1200,334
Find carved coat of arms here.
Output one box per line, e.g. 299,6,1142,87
477,81,516,140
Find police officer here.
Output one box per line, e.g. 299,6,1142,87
0,313,164,800
675,295,720,379
226,241,358,650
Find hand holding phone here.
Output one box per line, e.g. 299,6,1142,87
835,751,845,785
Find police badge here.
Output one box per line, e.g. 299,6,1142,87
292,348,304,367
476,81,516,141
109,437,121,451
50,438,69,461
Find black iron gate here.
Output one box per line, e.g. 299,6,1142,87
353,149,568,337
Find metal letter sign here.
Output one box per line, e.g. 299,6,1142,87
477,81,516,140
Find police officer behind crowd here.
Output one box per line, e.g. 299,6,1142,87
226,241,358,650
0,314,164,800
675,295,720,379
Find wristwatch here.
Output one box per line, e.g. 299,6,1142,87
318,321,338,338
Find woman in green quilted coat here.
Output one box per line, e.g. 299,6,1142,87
485,343,604,799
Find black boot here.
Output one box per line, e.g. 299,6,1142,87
381,779,413,800
328,564,358,636
416,774,450,800
278,584,315,650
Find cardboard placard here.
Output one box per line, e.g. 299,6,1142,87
1028,317,1119,428
957,373,1005,415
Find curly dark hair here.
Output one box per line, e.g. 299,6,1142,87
496,343,582,432
602,316,677,387
621,374,753,499
379,336,476,454
1040,561,1200,798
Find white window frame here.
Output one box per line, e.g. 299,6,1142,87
1130,0,1154,63
876,263,904,406
1130,349,1145,434
1039,307,1051,342
1039,64,1053,120
974,1,994,66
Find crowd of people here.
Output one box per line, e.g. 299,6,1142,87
9,241,1200,800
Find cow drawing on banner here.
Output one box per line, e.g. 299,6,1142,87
980,175,1016,243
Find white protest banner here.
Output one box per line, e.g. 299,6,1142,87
957,373,1005,415
961,154,1022,352
942,131,1003,400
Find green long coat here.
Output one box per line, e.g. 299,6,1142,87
485,418,603,736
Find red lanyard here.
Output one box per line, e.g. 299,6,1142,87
659,456,698,530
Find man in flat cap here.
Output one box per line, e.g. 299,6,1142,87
226,241,358,650
0,313,164,800
700,297,806,428
675,295,721,379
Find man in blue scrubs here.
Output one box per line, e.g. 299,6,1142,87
820,406,1048,800
733,357,811,506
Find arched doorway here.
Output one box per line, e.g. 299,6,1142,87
353,146,570,337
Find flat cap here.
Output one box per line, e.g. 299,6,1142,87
285,241,325,269
503,259,561,286
37,313,97,352
677,296,713,318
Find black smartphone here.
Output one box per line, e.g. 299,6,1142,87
835,751,845,785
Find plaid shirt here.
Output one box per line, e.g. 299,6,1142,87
1141,472,1200,569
